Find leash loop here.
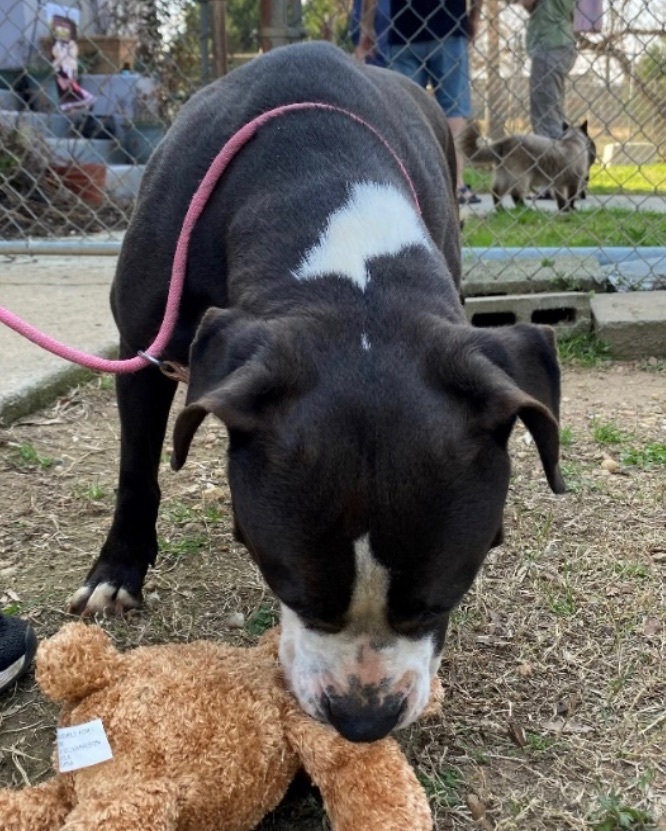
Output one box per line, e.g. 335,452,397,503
0,102,419,378
159,361,190,384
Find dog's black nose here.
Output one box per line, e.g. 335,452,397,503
323,694,406,743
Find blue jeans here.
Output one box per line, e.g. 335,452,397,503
386,36,471,119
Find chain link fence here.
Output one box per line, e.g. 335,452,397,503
0,0,665,292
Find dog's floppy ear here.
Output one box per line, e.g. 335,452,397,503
474,323,565,493
428,322,565,494
171,307,307,470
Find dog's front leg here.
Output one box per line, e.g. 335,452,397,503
69,353,178,615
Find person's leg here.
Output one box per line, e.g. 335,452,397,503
529,45,577,139
0,613,37,693
528,45,576,198
429,36,478,200
386,41,428,89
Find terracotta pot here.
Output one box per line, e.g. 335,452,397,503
54,163,107,206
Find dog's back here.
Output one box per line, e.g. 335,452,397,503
114,44,461,335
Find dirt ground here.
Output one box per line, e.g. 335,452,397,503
0,360,664,831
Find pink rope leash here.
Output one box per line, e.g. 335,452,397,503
0,103,420,375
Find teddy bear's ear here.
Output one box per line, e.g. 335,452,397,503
36,623,124,703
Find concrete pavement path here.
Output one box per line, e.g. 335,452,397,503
0,255,118,424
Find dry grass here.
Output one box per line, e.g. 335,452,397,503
0,363,664,830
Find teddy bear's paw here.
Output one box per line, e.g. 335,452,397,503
60,781,180,831
0,777,73,831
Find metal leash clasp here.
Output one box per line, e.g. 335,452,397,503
137,351,190,384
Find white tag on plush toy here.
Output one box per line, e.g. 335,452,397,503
57,718,113,772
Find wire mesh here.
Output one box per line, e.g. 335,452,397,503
0,0,664,291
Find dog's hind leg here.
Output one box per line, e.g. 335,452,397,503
554,189,569,212
68,347,178,615
492,173,508,211
510,187,525,207
561,186,576,212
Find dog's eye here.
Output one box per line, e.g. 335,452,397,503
391,608,450,636
287,603,344,634
302,617,343,634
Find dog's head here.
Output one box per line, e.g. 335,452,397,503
172,309,565,742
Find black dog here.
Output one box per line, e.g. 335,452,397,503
70,42,565,743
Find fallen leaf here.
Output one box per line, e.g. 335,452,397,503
644,618,661,637
556,694,579,717
467,793,486,820
543,719,594,734
601,457,619,473
467,794,494,830
507,721,527,747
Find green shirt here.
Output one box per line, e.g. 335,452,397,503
526,0,575,55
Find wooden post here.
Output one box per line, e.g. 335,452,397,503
210,0,227,77
485,0,504,140
260,0,304,52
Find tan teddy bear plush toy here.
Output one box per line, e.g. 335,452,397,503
0,623,439,831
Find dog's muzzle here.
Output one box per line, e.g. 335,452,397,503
279,606,438,742
322,686,408,743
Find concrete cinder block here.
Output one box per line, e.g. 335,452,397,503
601,142,658,166
465,292,591,335
591,291,666,359
45,137,126,165
0,89,21,110
462,255,607,298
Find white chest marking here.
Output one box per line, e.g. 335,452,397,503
294,182,431,290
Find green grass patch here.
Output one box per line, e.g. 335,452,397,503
11,443,54,469
417,768,463,809
592,420,629,445
622,443,666,468
461,206,666,248
245,603,279,636
557,333,611,367
560,426,574,446
464,162,666,197
462,168,492,194
589,162,666,196
159,534,207,559
0,602,23,615
592,793,658,831
73,482,108,501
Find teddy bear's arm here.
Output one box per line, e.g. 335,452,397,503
0,776,74,831
285,714,433,831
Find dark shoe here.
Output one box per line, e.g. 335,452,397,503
0,613,37,693
458,184,481,205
